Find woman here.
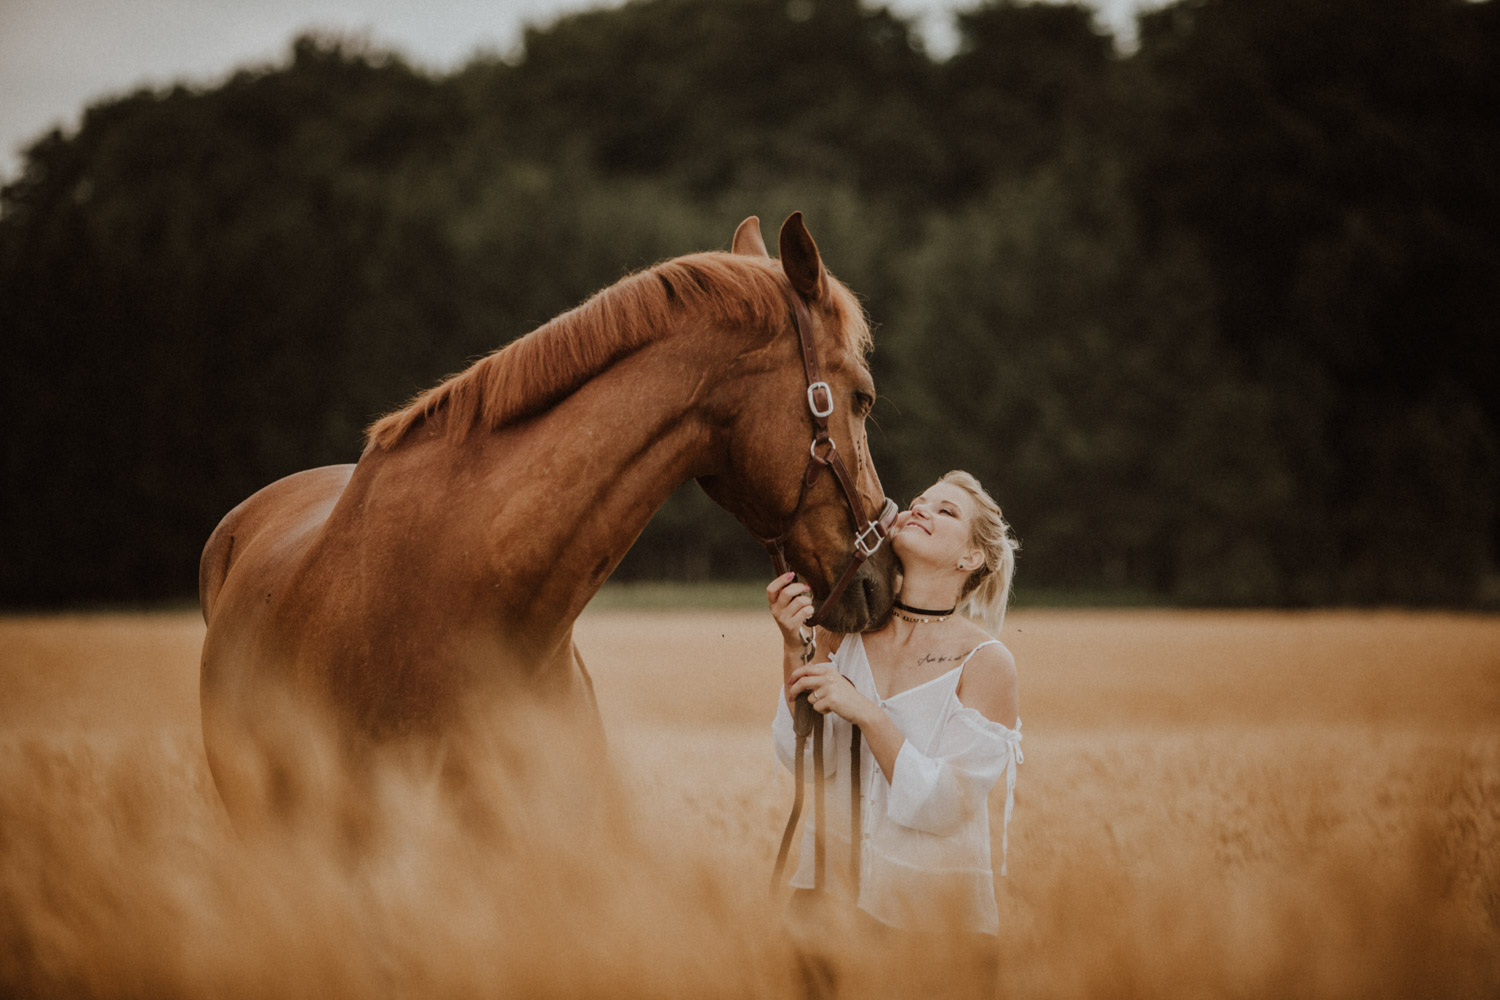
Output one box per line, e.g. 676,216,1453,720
769,470,1021,936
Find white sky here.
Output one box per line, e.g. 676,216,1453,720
0,0,1155,182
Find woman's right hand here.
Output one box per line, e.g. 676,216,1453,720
767,571,815,649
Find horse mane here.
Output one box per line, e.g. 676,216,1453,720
364,251,871,451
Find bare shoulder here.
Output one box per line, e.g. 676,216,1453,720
961,641,1017,689
955,639,1019,728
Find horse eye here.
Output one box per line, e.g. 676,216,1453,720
855,391,875,415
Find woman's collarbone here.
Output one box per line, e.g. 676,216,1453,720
867,627,982,698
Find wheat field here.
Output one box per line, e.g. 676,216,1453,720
1,607,1497,998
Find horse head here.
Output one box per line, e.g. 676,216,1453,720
698,213,899,634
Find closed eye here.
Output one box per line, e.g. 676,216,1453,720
854,391,875,416
908,496,959,518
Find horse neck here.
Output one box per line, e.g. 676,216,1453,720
360,328,731,643
518,351,716,620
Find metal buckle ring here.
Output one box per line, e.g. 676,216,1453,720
809,436,837,464
806,381,834,419
854,507,895,558
854,498,899,557
797,625,816,665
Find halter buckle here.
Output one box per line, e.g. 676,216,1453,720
854,497,899,558
854,520,886,558
806,381,834,419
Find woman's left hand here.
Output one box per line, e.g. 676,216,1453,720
786,661,871,725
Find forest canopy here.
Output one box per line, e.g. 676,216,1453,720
2,0,1497,608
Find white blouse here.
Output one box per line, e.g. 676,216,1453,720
773,633,1023,935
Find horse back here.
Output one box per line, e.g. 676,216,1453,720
199,464,355,623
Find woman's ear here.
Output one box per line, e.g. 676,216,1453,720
959,549,985,573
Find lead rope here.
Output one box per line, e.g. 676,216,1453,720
762,280,878,898
849,724,862,892
771,627,817,891
770,623,865,897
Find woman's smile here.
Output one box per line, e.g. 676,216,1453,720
899,513,932,535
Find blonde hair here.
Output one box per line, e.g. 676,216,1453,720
942,470,1019,632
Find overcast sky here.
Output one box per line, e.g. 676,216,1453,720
0,0,1153,182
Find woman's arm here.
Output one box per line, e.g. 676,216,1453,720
767,572,845,682
784,661,904,783
767,572,815,684
768,573,844,774
887,645,1020,837
790,643,1022,837
868,643,1017,782
847,698,905,783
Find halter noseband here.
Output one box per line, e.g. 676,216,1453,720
755,287,898,628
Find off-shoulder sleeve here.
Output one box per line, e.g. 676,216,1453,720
886,710,1023,869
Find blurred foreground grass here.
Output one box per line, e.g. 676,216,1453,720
2,609,1496,998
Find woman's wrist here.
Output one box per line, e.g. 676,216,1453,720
843,687,880,728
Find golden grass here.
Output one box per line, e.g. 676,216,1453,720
1,608,1497,998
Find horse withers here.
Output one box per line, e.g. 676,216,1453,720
197,213,899,833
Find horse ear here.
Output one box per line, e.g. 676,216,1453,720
778,211,826,303
731,216,769,257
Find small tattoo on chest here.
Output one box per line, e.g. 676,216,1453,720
916,652,962,667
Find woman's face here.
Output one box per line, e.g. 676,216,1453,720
891,481,977,567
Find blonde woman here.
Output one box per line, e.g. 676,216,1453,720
769,470,1022,937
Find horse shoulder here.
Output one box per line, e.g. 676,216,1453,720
200,464,355,622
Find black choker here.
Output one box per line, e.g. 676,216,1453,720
892,599,957,623
894,599,957,616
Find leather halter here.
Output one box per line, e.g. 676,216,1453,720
754,287,898,627
764,281,893,898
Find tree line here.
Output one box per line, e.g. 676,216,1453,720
2,0,1497,607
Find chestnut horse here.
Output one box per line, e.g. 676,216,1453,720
198,213,898,826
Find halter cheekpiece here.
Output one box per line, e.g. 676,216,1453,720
754,287,898,624
765,278,896,900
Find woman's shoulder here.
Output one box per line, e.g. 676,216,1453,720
954,634,1018,727
954,618,1008,657
962,639,1016,678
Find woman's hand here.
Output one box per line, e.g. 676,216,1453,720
786,661,873,726
767,571,815,650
